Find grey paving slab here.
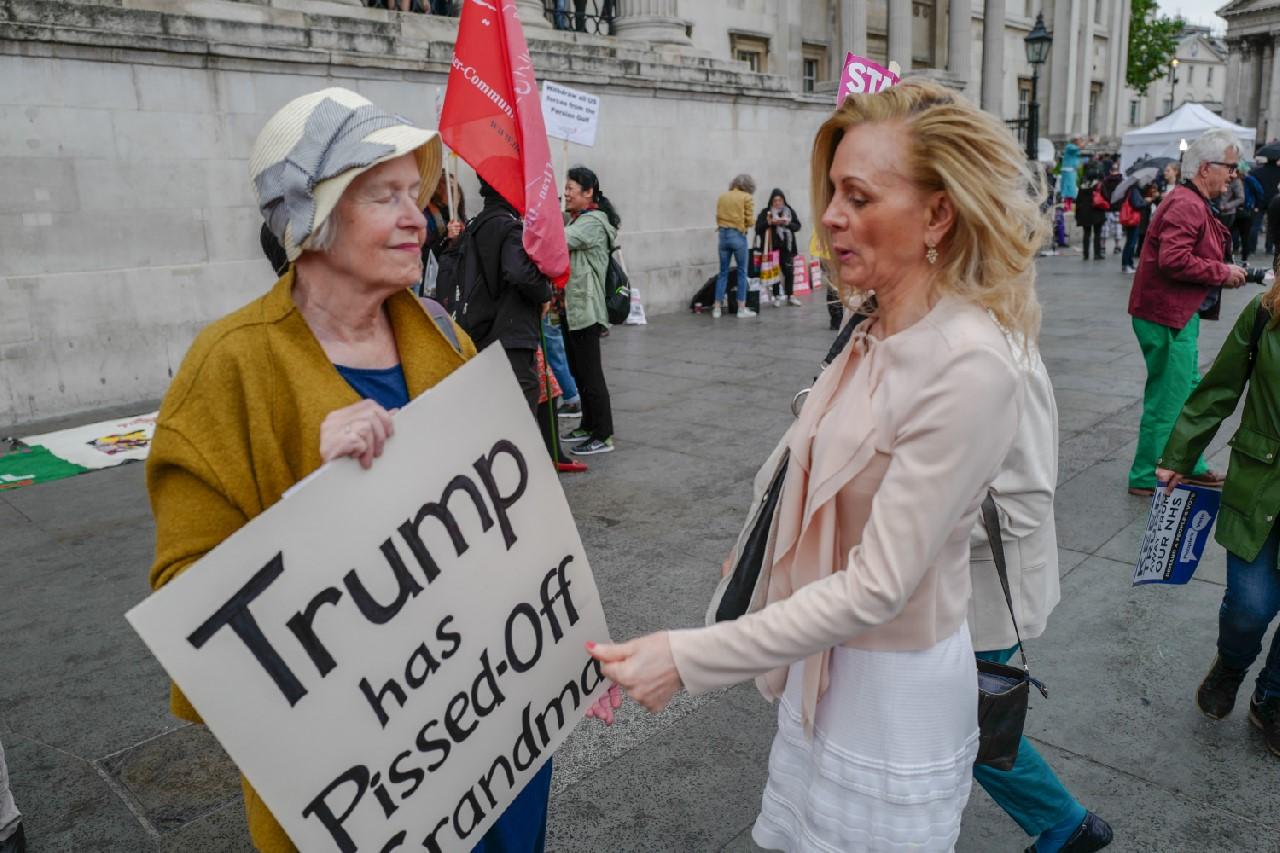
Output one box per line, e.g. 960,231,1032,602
2,255,1278,851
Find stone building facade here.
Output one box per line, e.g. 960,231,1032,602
1129,26,1227,129
0,0,1128,426
1220,0,1280,142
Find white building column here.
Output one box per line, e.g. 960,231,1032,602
1224,42,1242,124
1048,0,1080,136
1075,0,1095,135
516,0,552,30
1269,37,1280,141
1240,41,1258,128
832,0,868,81
947,0,971,87
980,0,1004,113
612,0,691,44
888,0,912,71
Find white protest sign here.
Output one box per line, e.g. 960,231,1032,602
127,347,611,853
540,81,600,147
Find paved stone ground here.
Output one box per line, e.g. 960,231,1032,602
2,255,1278,852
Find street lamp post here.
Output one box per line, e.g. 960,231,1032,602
1024,13,1052,162
1169,58,1180,114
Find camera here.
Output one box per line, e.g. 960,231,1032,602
1241,265,1270,285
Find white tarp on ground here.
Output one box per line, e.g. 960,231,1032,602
21,412,158,469
1120,103,1256,170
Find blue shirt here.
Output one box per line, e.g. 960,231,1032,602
334,364,409,410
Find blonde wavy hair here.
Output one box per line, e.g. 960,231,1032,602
1261,254,1280,328
811,77,1047,342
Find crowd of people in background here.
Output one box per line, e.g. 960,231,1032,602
1050,137,1280,275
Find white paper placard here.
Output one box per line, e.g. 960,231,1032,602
127,347,611,853
540,81,600,146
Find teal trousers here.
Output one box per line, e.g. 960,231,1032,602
1128,315,1209,490
972,646,1078,836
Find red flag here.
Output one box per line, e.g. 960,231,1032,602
440,0,569,286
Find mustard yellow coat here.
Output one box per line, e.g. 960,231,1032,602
145,270,476,852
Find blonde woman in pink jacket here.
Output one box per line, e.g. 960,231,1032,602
591,79,1047,851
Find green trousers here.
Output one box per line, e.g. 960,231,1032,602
1128,315,1209,489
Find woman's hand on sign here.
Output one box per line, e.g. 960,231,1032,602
1156,467,1184,495
320,400,397,470
587,633,682,713
583,682,623,726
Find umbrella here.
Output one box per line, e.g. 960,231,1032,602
1126,156,1177,176
1257,143,1280,162
1111,167,1159,205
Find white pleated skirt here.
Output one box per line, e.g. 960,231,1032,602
751,624,979,853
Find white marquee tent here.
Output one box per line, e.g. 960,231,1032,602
1120,103,1255,170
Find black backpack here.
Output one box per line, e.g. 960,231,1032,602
434,209,517,345
603,243,630,325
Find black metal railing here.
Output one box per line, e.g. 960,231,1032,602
541,0,616,35
1005,117,1028,145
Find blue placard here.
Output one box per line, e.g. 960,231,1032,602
1133,483,1222,586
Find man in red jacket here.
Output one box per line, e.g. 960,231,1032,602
1127,129,1248,497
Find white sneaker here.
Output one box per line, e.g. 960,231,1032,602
712,305,722,318
787,296,803,307
773,295,785,307
738,307,757,318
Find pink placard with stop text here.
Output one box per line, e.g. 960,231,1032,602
836,53,900,103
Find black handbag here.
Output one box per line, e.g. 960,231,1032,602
713,455,788,622
975,494,1049,771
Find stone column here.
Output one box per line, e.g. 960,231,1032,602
1224,41,1242,123
516,0,551,30
980,0,1004,113
1270,36,1280,141
612,0,691,44
832,0,868,81
888,0,912,71
1240,41,1258,129
947,0,971,86
1048,0,1079,136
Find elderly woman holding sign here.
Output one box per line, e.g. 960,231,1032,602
591,79,1046,850
146,88,616,853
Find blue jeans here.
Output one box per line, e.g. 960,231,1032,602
972,646,1080,836
541,314,578,403
715,227,748,305
1220,523,1280,701
551,0,570,29
1121,226,1140,268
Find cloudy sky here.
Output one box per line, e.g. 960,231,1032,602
1163,0,1229,31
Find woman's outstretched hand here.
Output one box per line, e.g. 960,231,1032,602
587,633,683,713
583,682,623,726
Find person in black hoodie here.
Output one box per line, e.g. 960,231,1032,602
754,188,804,306
436,178,552,416
1075,171,1106,260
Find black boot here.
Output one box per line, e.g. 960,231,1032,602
1250,694,1280,758
0,824,26,853
1022,811,1113,853
1197,656,1249,720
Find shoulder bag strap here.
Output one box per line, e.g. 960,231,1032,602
981,493,1047,696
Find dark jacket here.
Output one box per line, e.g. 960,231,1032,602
1161,295,1280,563
1074,179,1106,227
438,194,551,351
1128,183,1233,331
754,189,802,258
1254,161,1280,208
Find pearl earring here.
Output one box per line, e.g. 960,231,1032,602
926,243,938,265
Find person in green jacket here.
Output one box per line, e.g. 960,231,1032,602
560,165,619,455
1158,270,1280,759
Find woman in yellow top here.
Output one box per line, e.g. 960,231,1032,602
592,79,1046,851
713,174,756,318
146,88,617,852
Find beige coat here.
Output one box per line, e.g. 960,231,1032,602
671,297,1022,732
968,343,1061,651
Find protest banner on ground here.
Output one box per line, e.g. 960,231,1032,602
127,347,611,853
540,82,600,147
836,53,901,104
1133,483,1222,586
